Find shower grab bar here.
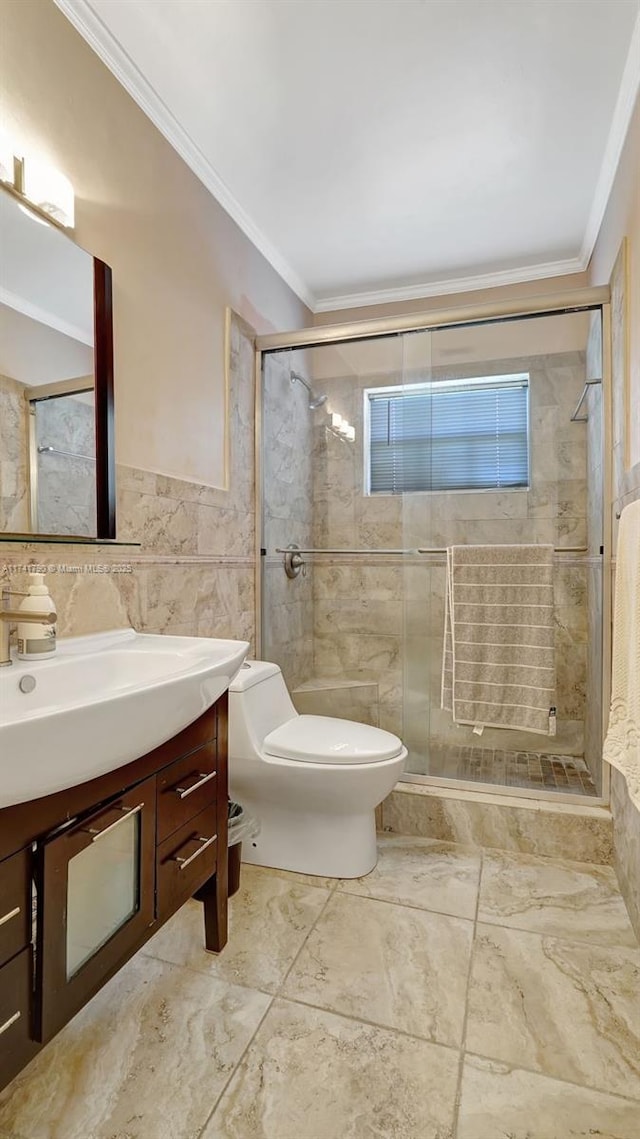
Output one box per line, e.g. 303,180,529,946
38,445,96,461
275,546,589,556
570,378,601,423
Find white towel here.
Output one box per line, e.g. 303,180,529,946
442,544,556,736
603,499,640,809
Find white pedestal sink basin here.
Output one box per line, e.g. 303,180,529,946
0,628,249,808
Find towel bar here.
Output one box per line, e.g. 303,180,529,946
275,545,589,556
570,378,602,422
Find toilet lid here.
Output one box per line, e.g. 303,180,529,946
263,715,404,765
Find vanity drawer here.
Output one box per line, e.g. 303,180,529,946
0,947,37,1088
156,804,218,923
156,743,217,843
0,849,31,969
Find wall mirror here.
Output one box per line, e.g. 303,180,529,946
0,186,115,540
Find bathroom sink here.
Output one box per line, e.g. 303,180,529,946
0,628,249,808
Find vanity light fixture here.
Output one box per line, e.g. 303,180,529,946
22,154,75,228
0,135,75,229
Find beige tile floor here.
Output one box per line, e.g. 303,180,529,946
0,837,639,1139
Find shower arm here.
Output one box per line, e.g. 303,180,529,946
290,371,313,397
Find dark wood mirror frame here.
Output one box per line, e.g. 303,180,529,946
93,258,116,540
0,179,116,542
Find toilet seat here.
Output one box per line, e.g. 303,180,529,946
263,715,403,765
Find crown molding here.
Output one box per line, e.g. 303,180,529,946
55,0,638,317
52,0,315,311
0,285,94,345
580,8,640,267
312,254,588,314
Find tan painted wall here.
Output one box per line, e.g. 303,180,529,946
0,0,309,488
313,271,589,328
590,95,640,469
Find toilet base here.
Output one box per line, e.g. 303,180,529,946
238,800,378,879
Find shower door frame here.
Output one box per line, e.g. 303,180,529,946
24,375,95,534
255,285,613,807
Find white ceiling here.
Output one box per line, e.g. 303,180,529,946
57,0,640,312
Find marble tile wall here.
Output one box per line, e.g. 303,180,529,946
261,352,314,691
382,783,614,864
0,313,258,650
310,351,591,761
0,373,29,532
292,676,380,726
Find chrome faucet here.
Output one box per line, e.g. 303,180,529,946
0,587,57,667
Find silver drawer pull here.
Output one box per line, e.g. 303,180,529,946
0,1011,20,1037
174,771,216,800
87,802,144,843
0,906,20,928
173,833,217,871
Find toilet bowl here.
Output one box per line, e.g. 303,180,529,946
228,661,407,878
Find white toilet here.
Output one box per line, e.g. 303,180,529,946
228,661,407,879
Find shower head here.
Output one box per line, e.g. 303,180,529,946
290,370,327,411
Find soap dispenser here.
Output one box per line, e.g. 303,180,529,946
16,573,57,659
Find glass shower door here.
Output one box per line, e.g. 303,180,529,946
398,330,435,775
30,389,96,535
261,334,410,740
401,309,602,797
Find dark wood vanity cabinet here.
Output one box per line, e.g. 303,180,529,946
0,849,38,1089
0,849,30,967
0,693,229,1092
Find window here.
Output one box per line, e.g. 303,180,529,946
365,374,529,494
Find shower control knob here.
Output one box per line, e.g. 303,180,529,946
284,544,305,579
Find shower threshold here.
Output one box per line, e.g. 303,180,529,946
404,745,598,798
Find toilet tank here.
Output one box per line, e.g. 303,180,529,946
228,661,298,758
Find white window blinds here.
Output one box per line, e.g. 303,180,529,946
366,374,529,494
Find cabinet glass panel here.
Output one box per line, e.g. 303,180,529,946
66,813,140,979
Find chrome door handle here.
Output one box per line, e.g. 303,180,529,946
173,833,217,871
174,771,216,799
86,802,144,843
0,1011,20,1036
0,905,20,928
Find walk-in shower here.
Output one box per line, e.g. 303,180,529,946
257,288,611,805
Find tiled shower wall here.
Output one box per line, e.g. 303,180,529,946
306,350,590,763
0,313,257,649
261,353,314,691
34,394,96,537
0,379,97,537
